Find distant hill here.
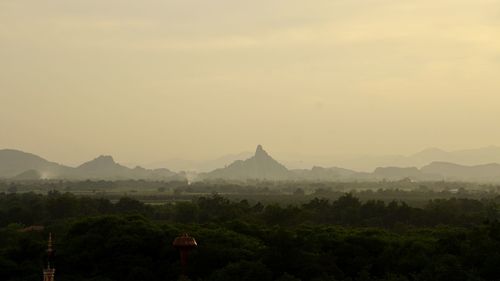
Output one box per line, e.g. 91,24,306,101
77,155,178,180
291,166,368,181
195,145,500,182
364,162,500,182
335,146,500,172
421,162,500,182
0,149,181,181
4,146,500,182
140,151,253,172
11,169,42,181
202,145,292,180
202,146,370,181
0,149,72,179
371,166,442,181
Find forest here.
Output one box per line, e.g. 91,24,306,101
2,185,500,281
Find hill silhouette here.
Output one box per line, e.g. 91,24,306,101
0,149,179,181
0,149,72,179
4,146,500,182
421,161,500,182
202,145,292,180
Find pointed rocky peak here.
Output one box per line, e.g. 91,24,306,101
203,145,291,180
254,145,270,159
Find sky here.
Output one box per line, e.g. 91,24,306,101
1,0,500,166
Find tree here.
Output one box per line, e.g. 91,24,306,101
209,261,272,281
7,184,17,194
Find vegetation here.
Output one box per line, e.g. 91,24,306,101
2,185,500,280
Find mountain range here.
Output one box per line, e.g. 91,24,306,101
201,146,500,182
129,151,254,172
131,146,500,173
328,146,500,172
0,149,179,181
3,146,500,182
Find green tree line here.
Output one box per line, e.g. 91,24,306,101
2,192,500,280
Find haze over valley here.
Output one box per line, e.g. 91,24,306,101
4,145,500,183
3,1,500,280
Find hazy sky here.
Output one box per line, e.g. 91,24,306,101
1,0,500,165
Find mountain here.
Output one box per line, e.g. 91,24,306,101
410,147,449,162
201,146,371,181
77,155,177,180
5,146,500,182
78,155,134,179
438,146,500,165
332,146,500,172
0,149,72,179
402,146,500,168
291,166,368,181
369,161,500,182
11,169,42,181
371,166,443,181
0,149,181,181
195,145,500,182
140,151,253,172
202,145,292,180
421,162,500,182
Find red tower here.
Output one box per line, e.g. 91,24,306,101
173,233,197,280
43,233,55,281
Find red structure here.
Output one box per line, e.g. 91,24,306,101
43,233,55,281
173,233,197,279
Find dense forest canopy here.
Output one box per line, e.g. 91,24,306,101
2,182,500,281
